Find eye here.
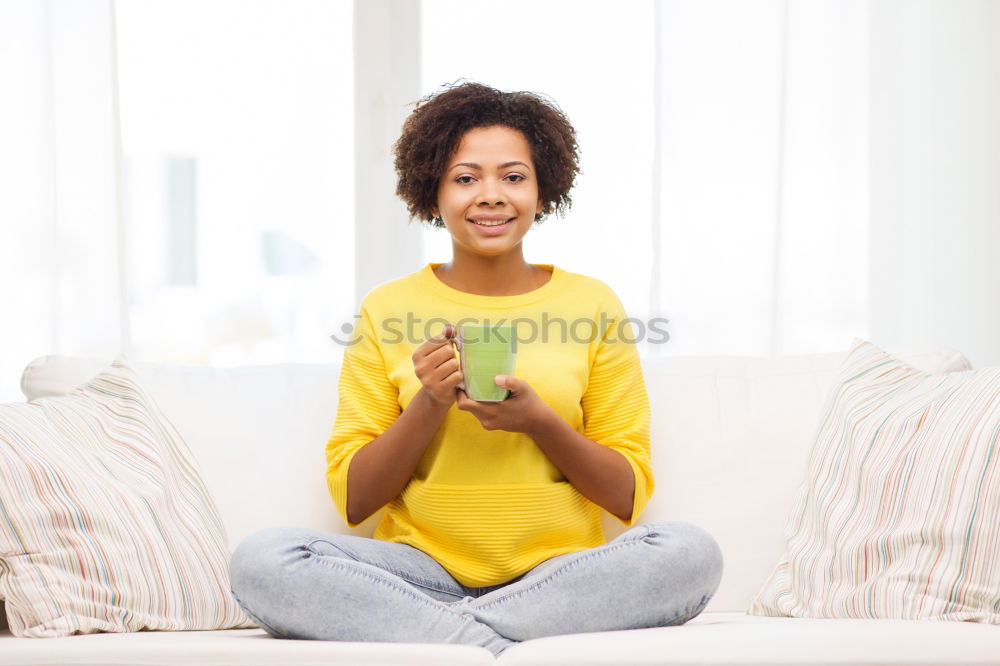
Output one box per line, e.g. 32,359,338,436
505,173,526,183
455,175,475,184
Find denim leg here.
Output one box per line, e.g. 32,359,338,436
460,521,724,641
228,526,515,655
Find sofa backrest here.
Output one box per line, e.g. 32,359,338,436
633,349,970,611
17,347,970,613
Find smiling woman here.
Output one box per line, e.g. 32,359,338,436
393,82,580,296
430,127,546,295
227,81,724,657
393,83,579,227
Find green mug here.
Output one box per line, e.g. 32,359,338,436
455,325,516,401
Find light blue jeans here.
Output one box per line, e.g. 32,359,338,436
228,522,723,657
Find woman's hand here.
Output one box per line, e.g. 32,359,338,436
412,324,463,407
456,374,557,436
460,374,636,520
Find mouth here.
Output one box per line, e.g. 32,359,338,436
467,217,515,228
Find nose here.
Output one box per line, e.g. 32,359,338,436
476,178,505,207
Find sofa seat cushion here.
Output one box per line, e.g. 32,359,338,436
496,612,1000,665
3,612,997,665
0,627,493,666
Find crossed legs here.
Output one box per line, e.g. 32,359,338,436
229,522,723,657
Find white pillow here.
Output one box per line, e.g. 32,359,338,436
0,357,256,637
749,340,1000,622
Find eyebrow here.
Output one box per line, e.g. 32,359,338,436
448,161,531,173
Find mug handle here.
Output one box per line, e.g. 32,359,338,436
451,338,466,391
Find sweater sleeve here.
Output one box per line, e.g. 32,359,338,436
325,304,401,527
580,292,654,526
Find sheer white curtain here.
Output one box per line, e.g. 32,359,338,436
0,0,356,402
0,0,124,403
0,0,873,402
869,0,1000,368
419,0,869,358
654,0,868,356
114,0,354,368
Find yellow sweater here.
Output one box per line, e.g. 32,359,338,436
326,263,653,587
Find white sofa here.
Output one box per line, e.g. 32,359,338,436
2,348,1000,666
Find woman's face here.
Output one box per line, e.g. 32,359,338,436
432,125,543,260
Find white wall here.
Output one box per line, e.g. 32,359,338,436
869,0,1000,367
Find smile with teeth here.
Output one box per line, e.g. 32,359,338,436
469,218,513,226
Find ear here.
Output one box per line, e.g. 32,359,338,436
536,199,543,215
431,206,440,218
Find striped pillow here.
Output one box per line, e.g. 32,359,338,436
749,339,1000,622
0,357,256,637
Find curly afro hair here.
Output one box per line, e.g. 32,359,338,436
393,81,580,228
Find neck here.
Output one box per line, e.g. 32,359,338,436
436,247,545,296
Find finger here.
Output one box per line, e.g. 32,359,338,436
494,374,521,392
413,327,457,361
427,323,456,345
427,346,461,374
430,358,462,384
414,351,455,382
455,390,477,411
435,340,462,364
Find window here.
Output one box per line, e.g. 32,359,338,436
116,0,354,365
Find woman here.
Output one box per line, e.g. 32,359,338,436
229,82,723,656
